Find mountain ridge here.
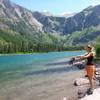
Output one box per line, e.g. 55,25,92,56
0,0,100,47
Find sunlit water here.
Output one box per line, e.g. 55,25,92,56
0,51,85,85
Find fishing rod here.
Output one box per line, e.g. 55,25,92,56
68,56,85,69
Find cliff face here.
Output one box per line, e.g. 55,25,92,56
0,0,43,34
63,5,100,34
33,5,100,35
33,12,67,34
0,0,100,44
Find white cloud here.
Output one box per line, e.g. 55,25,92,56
61,12,72,16
91,0,100,5
43,10,48,13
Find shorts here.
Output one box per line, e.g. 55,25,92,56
86,65,95,79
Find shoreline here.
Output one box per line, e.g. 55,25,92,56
0,50,84,56
0,52,99,100
0,68,85,100
0,56,85,100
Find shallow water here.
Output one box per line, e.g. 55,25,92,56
0,51,85,83
0,51,86,100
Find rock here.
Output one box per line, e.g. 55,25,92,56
0,0,43,33
74,61,85,69
74,68,100,86
94,68,100,86
74,78,89,86
80,88,100,100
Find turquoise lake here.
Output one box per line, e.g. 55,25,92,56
0,51,85,83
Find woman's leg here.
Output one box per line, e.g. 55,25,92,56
86,65,95,93
88,77,94,90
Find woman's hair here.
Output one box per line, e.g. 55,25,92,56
87,45,95,56
87,45,93,50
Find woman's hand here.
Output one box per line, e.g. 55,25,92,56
79,56,84,60
75,55,82,59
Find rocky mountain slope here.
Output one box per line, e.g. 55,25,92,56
0,0,100,45
0,0,43,34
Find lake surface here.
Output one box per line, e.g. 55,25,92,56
0,51,86,100
0,51,85,83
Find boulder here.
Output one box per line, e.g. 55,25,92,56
74,78,89,86
80,88,100,100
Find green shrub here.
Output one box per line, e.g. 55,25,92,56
96,46,100,57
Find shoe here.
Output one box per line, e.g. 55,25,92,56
87,88,93,95
85,75,88,77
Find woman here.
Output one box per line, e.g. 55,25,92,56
75,45,95,95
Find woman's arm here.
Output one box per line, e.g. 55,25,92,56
81,52,93,60
74,53,91,60
74,53,87,60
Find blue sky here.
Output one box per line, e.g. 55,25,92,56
11,0,100,15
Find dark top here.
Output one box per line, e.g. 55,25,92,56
86,55,94,65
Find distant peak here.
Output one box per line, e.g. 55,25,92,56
60,12,76,18
41,11,53,16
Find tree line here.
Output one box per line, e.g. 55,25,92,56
0,41,84,54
